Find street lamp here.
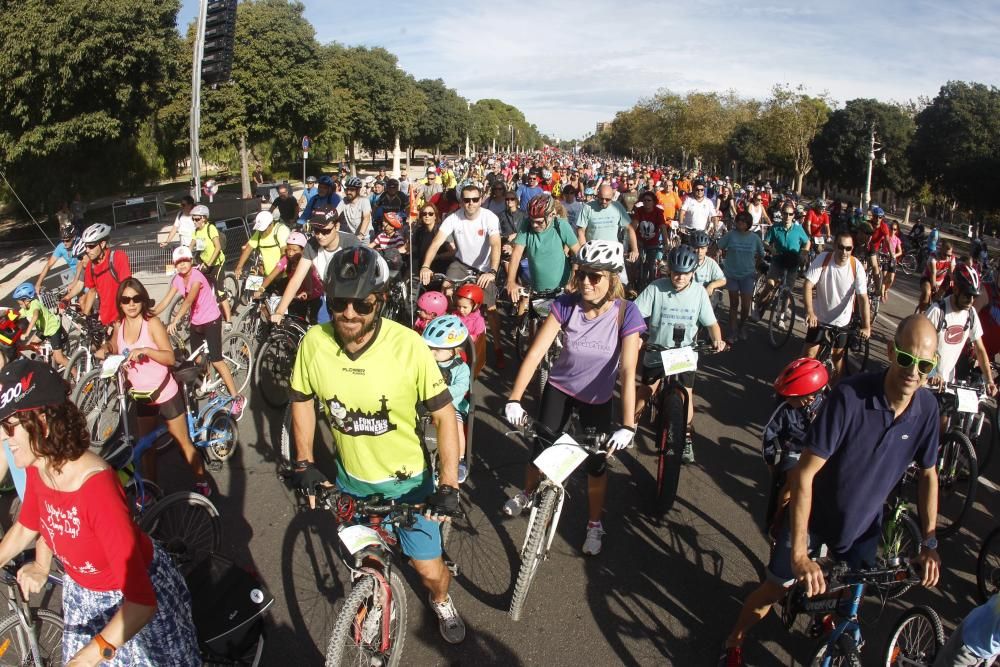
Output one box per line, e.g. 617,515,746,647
862,123,887,211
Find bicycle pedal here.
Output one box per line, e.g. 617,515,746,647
445,560,460,576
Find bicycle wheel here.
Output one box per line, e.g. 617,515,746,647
205,411,239,462
278,403,294,469
884,605,944,667
221,331,253,395
324,570,408,667
0,608,64,665
254,331,297,409
72,368,121,449
809,632,862,667
878,509,921,599
767,293,795,349
222,272,240,308
652,389,685,518
62,346,91,388
509,485,558,622
935,430,978,538
514,313,536,361
139,492,222,574
974,401,997,473
977,526,1000,602
169,297,191,344
899,253,917,275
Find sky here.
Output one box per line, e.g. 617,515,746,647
179,0,1000,140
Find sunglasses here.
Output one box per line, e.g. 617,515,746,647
462,198,479,204
0,417,21,438
312,226,336,236
576,270,606,284
836,244,853,252
328,297,377,315
893,344,937,375
420,211,436,217
118,294,144,305
191,216,206,221
695,188,705,192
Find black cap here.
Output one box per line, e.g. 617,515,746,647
0,359,69,421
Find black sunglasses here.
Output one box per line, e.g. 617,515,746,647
462,198,479,204
836,244,853,252
85,242,100,249
118,295,144,305
0,416,21,438
312,226,336,236
576,270,605,284
328,297,377,315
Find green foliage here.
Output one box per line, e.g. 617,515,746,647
469,99,541,150
412,79,468,153
756,85,830,191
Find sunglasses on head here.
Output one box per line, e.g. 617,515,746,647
118,294,144,305
328,297,377,315
576,270,605,284
893,344,937,375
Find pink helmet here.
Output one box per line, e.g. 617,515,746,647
287,231,308,247
416,291,448,317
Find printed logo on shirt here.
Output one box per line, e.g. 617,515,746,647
325,395,397,436
944,323,967,345
43,501,81,540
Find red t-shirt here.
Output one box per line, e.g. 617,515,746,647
868,220,891,253
19,467,156,604
632,204,667,248
805,210,831,237
84,249,132,326
760,193,771,210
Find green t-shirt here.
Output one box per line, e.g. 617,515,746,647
693,257,725,287
717,230,764,279
634,279,716,357
514,217,578,291
192,223,225,267
20,299,59,337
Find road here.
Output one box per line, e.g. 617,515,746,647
145,265,997,667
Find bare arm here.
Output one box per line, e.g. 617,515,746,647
169,281,199,325
233,243,254,277
150,286,177,317
292,399,316,463
430,402,459,489
357,209,372,239
272,258,312,322
34,256,57,292
914,466,940,587
788,449,828,596
617,333,641,429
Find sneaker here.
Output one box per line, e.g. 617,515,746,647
682,436,695,464
503,491,530,517
223,320,233,332
457,458,469,484
429,594,466,644
719,646,744,667
231,395,247,421
582,522,605,555
749,306,761,323
194,480,212,497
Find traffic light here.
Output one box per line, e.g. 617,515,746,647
201,0,237,85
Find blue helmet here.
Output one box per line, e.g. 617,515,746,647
12,283,35,300
318,175,335,187
872,206,885,217
667,245,698,274
422,315,468,349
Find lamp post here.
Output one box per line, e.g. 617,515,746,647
862,123,887,211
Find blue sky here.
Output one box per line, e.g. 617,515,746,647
179,0,1000,140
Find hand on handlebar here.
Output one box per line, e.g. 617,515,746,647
504,401,527,428
912,548,940,587
293,461,334,510
424,484,460,522
793,555,826,597
15,561,49,597
477,272,495,288
859,326,871,341
270,310,285,325
166,322,177,336
606,427,635,454
712,339,728,353
806,312,818,328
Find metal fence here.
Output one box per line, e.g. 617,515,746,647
111,194,164,228
122,215,254,284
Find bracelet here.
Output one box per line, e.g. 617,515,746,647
421,265,430,270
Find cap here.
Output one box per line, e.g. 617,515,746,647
0,359,70,421
172,246,194,263
426,167,438,175
190,204,210,217
310,208,337,228
252,211,274,231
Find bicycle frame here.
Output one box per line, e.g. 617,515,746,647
0,558,63,666
807,582,866,665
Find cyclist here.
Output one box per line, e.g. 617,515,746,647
717,211,766,343
152,246,246,418
288,247,467,644
633,245,726,464
423,315,472,484
34,224,82,293
802,230,871,383
12,283,69,370
631,190,668,288
678,180,722,243
339,176,373,240
516,170,544,211
927,220,941,257
159,195,195,248
502,241,645,556
505,194,580,304
234,210,289,283
63,223,132,328
720,315,942,667
879,220,904,302
745,192,771,237
257,231,323,323
752,206,810,321
575,184,639,269
689,230,726,300
268,182,300,227
804,200,830,252
298,175,342,227
189,205,233,326
919,241,955,313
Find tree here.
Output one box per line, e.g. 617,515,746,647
468,100,540,152
412,79,468,156
758,85,831,193
727,120,770,179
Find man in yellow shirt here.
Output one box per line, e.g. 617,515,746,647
191,205,233,324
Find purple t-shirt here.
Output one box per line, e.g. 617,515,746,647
547,295,646,404
171,268,221,326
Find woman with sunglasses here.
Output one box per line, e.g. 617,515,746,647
411,204,455,282
0,359,200,666
502,240,645,557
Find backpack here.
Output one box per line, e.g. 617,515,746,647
818,250,857,283
933,299,975,336
86,248,126,285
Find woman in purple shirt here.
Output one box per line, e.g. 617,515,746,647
503,240,645,556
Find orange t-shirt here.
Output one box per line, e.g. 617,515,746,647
656,191,683,221
676,179,692,194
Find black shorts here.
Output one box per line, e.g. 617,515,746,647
203,263,227,301
533,384,613,477
805,324,848,349
44,327,66,351
136,390,185,420
190,317,223,362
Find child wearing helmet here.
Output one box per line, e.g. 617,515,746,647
415,291,449,334
370,211,406,251
761,358,829,533
12,283,69,370
452,284,486,340
259,231,323,323
422,315,472,483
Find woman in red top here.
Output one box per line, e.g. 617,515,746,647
0,360,199,666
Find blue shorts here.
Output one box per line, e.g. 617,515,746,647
767,515,880,586
726,274,755,294
340,473,442,562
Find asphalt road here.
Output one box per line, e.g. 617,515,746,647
153,266,998,667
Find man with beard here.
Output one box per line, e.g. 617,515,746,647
339,176,373,241
288,247,467,646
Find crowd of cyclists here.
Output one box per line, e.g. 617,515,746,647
0,149,998,665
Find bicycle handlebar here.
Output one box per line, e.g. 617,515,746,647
310,486,461,522
506,419,609,455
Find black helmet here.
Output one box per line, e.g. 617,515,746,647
325,247,389,302
667,245,698,274
689,230,711,248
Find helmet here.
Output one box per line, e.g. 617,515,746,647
527,194,555,220
872,206,885,218
318,175,334,187
667,245,698,274
306,176,318,184
287,231,307,247
72,238,87,258
190,204,210,218
172,246,193,263
383,211,402,229
422,314,469,350
12,283,35,300
80,223,111,244
344,176,363,189
773,358,828,397
454,283,484,307
772,211,784,224
954,263,981,296
324,247,389,302
689,230,711,248
59,223,75,239
574,240,625,273
364,175,375,185
541,168,552,180
416,291,449,318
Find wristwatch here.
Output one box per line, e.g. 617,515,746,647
95,633,117,661
920,536,939,551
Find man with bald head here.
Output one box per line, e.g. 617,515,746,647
719,314,943,667
576,183,639,265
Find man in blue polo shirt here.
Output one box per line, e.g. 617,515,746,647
752,206,811,320
719,314,943,667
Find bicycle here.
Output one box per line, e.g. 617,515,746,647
813,320,869,378
976,525,1000,602
927,382,980,538
513,288,563,394
767,281,797,349
504,420,609,621
0,549,64,666
253,311,309,409
884,604,946,667
60,303,106,387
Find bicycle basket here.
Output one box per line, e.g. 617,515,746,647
173,361,202,385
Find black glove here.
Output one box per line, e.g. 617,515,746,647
425,484,461,517
292,460,329,496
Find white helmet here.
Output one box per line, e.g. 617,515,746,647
81,223,111,244
574,240,624,273
190,204,210,217
72,238,88,258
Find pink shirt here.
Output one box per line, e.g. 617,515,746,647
116,318,178,403
276,256,323,299
455,309,486,340
171,268,221,325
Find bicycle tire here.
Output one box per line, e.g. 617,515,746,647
72,368,121,449
809,631,862,667
168,297,191,344
222,272,240,308
509,486,558,622
254,331,297,409
653,389,685,518
934,430,978,538
205,411,239,462
139,491,222,575
899,253,917,276
221,331,253,396
884,605,944,667
324,570,408,667
975,401,997,472
514,313,536,362
878,509,922,599
0,608,64,665
977,525,1000,602
62,346,91,388
278,403,294,469
767,293,795,349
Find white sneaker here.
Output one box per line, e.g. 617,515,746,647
429,594,466,644
582,523,605,556
503,491,530,517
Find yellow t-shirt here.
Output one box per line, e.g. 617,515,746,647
248,223,289,275
289,319,451,497
192,223,225,267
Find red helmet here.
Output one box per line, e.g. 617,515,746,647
527,193,555,220
454,283,484,307
773,358,828,397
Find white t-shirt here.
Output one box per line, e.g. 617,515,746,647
173,212,195,246
804,253,868,328
339,197,372,235
438,208,500,271
679,197,718,231
926,299,983,381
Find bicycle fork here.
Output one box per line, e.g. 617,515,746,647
520,485,567,560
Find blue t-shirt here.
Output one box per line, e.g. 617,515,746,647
634,279,716,358
807,371,939,552
516,185,544,212
762,394,825,470
961,593,1000,659
717,231,765,279
766,223,811,255
927,228,940,252
52,241,79,276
